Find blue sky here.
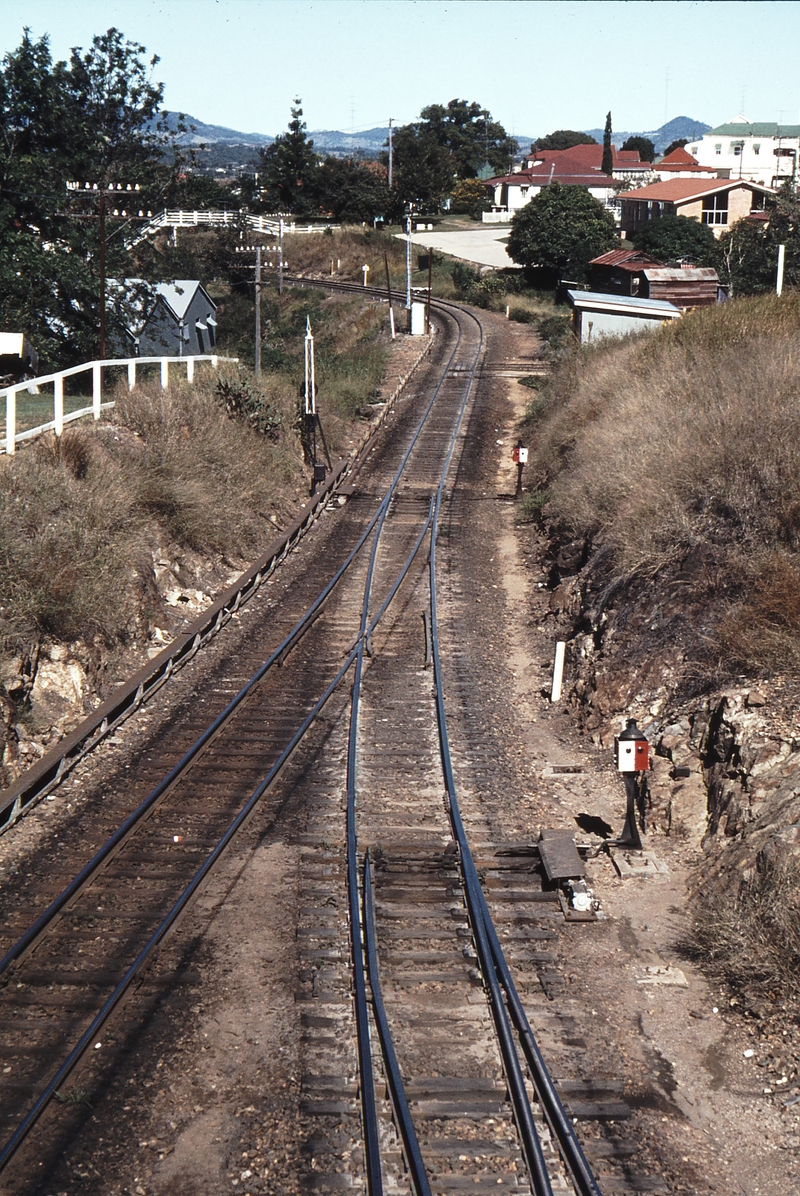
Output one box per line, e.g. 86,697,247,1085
4,1,799,140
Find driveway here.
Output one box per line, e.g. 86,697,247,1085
397,225,518,270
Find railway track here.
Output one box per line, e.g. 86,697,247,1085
0,293,649,1196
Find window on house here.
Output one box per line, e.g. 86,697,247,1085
691,146,698,155
751,191,767,211
715,143,722,154
731,142,744,155
195,322,205,353
753,144,761,155
702,192,729,225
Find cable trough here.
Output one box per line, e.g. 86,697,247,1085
0,296,609,1196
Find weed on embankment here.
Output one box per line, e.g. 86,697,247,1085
525,294,800,676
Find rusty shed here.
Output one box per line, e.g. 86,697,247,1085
640,267,720,308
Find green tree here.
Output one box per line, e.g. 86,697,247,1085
258,99,319,216
506,182,617,280
417,99,517,178
390,121,453,212
632,214,720,266
316,157,391,222
450,178,492,219
533,130,598,152
0,28,173,368
718,186,800,296
663,138,690,156
621,135,655,163
388,98,515,211
601,112,613,175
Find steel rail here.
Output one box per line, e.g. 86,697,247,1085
0,304,460,985
363,852,433,1196
343,302,483,1194
424,311,603,1196
345,495,437,1195
0,480,440,1174
422,310,555,1196
0,302,469,1175
346,496,392,1196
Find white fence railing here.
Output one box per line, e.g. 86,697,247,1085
130,209,339,245
1,354,238,455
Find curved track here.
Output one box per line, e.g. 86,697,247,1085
0,296,609,1196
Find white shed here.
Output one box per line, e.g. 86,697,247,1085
566,290,682,344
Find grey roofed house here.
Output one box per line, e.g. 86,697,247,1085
122,281,218,357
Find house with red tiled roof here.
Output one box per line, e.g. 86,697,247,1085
486,158,617,220
652,147,719,182
485,142,654,223
522,143,652,184
617,178,775,238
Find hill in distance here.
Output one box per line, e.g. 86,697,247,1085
581,116,711,154
159,112,710,161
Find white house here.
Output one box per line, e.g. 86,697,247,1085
687,118,800,189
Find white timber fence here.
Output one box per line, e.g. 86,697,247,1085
1,354,238,455
129,209,340,246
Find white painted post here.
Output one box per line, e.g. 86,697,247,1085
6,390,15,455
160,358,169,389
211,355,218,369
92,363,101,418
551,641,566,703
54,375,64,436
128,361,136,391
777,243,786,296
186,358,194,383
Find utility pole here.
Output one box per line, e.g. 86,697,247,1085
426,245,433,333
388,118,393,189
99,190,107,360
254,246,262,378
65,181,150,361
383,251,396,340
405,211,412,312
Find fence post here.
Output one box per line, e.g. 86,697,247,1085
128,362,136,391
92,363,101,419
211,355,218,369
160,358,169,389
186,358,195,383
6,390,15,454
54,375,64,436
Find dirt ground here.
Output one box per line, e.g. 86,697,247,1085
489,315,800,1196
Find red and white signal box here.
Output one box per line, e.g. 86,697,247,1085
613,719,650,773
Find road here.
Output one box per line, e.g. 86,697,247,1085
399,225,518,270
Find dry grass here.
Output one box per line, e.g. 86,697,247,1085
0,374,299,657
690,855,800,1016
527,294,800,675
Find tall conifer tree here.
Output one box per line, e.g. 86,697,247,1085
601,111,613,176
